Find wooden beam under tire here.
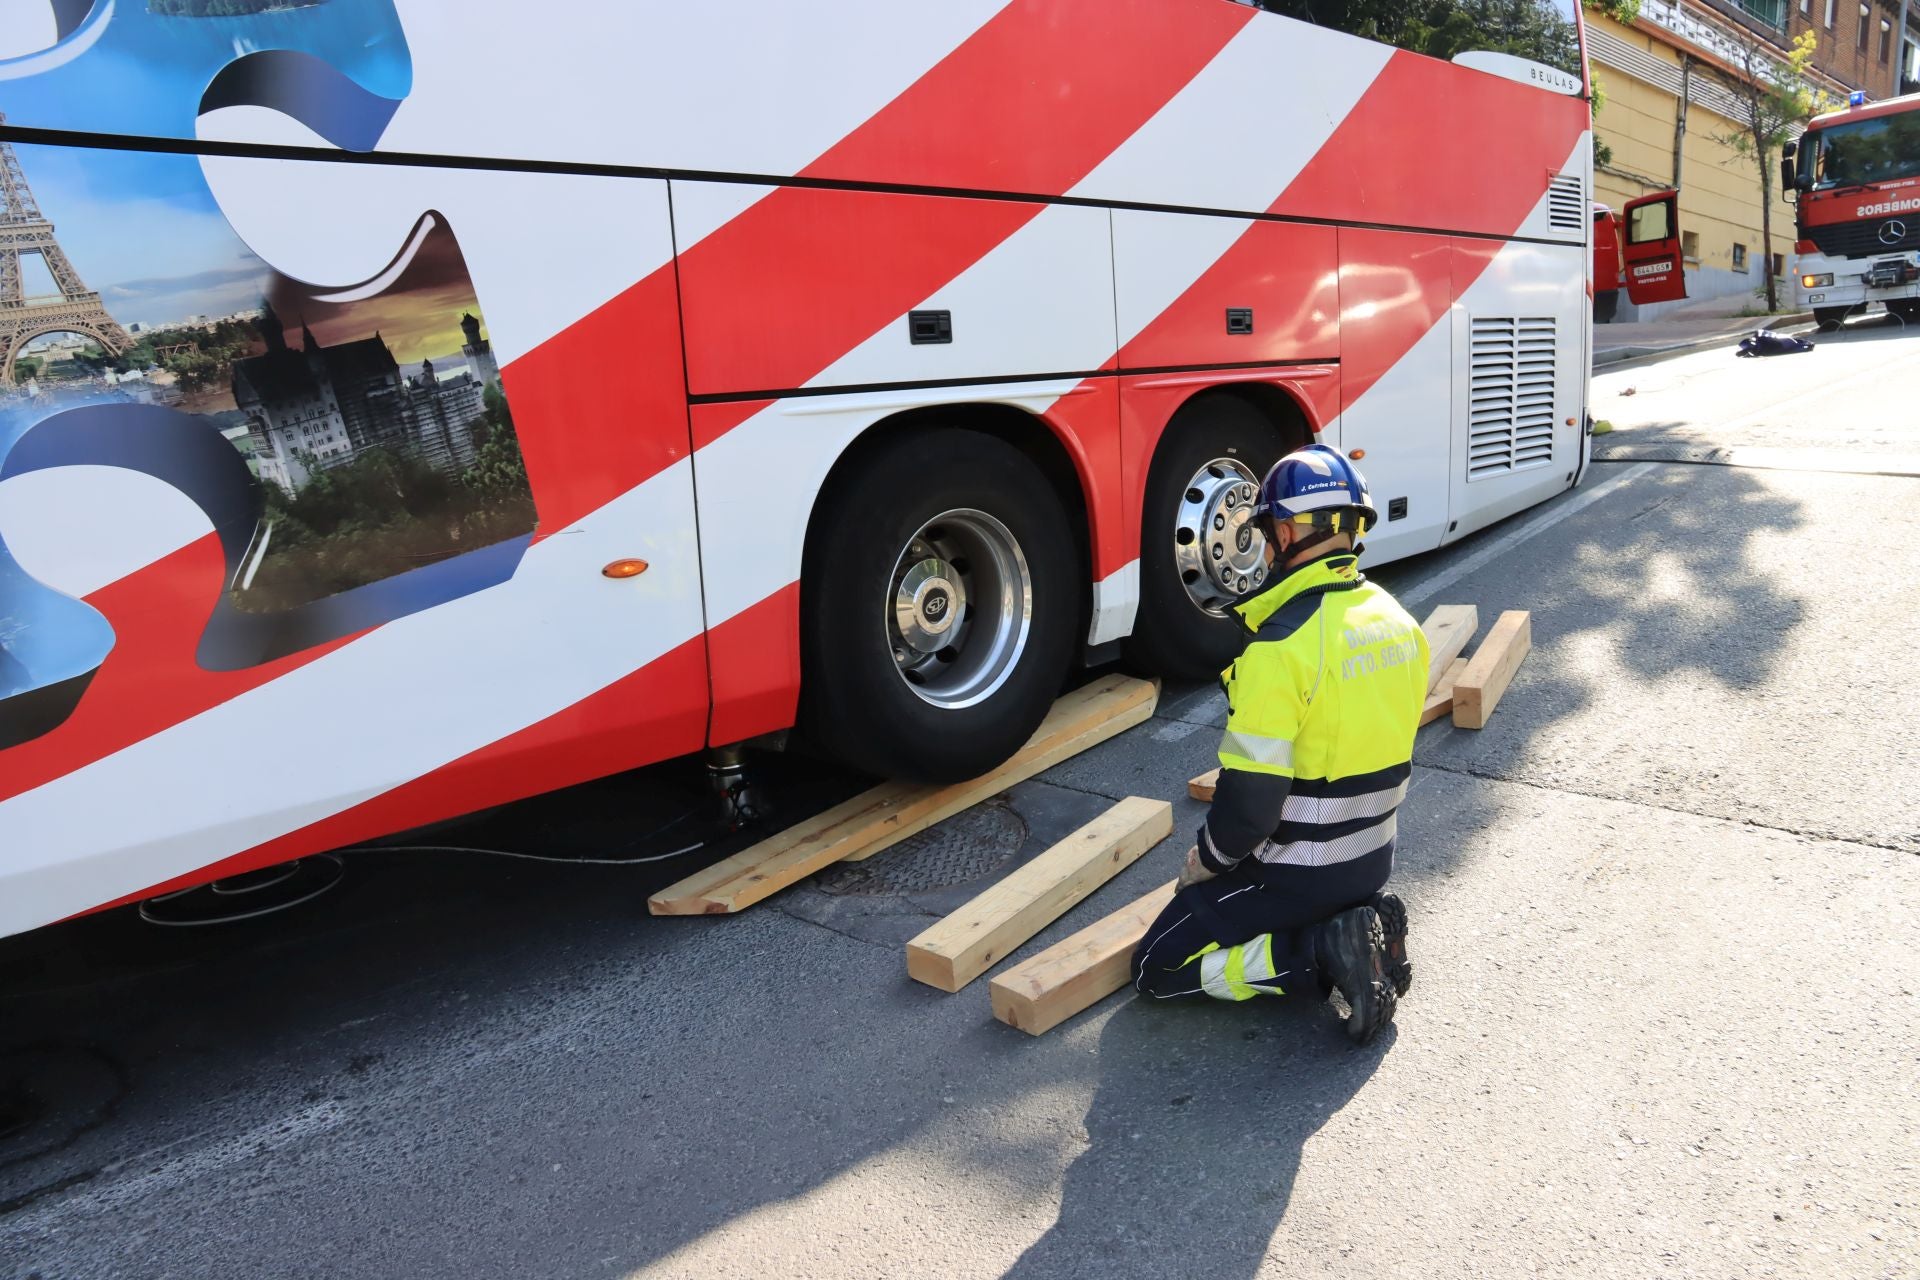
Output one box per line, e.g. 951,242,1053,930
989,880,1178,1036
1452,610,1531,730
1188,769,1219,802
906,796,1172,993
648,675,1159,916
1420,604,1479,693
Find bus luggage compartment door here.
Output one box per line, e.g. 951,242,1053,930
1445,237,1587,544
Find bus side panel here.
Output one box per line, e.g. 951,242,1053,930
1271,52,1590,244
1444,238,1587,545
1112,213,1339,370
1328,229,1455,564
672,184,1114,397
0,152,708,936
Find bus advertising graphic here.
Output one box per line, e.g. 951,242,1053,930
0,138,531,755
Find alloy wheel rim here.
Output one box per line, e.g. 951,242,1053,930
1173,458,1266,615
886,508,1033,710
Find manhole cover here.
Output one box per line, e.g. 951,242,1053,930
813,800,1027,896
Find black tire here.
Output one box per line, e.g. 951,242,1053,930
1593,289,1619,324
1123,395,1299,682
800,427,1078,784
1887,300,1920,322
1814,305,1858,330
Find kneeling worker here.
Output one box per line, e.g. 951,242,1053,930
1131,444,1424,1045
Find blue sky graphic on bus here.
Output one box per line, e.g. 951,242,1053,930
0,0,410,150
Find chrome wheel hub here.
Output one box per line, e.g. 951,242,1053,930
1174,459,1266,615
887,509,1032,710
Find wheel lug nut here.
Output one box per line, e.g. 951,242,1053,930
1213,514,1225,531
1224,491,1237,509
1212,544,1224,560
1237,576,1248,592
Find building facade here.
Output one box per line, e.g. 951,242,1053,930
1588,0,1900,320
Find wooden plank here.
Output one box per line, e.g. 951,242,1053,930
906,797,1172,993
647,675,1159,915
989,880,1178,1036
1187,768,1219,802
1451,610,1531,730
1419,657,1470,726
1420,604,1479,693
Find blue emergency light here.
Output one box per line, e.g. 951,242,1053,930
1850,90,1867,107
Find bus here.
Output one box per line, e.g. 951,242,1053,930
0,0,1685,940
1784,90,1920,328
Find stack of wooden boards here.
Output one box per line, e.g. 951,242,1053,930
648,674,1159,916
651,603,1531,1041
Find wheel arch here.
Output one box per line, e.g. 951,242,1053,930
800,401,1095,626
1145,381,1316,471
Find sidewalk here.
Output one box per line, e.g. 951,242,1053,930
1593,295,1813,366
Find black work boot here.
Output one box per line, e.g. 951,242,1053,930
1315,906,1395,1046
1371,891,1413,998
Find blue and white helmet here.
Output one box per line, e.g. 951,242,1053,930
1254,443,1377,536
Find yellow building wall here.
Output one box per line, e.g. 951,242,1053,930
1588,13,1798,298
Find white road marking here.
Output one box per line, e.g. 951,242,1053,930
1396,463,1658,609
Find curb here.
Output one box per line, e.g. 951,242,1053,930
1593,311,1815,369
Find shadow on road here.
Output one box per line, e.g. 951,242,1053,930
0,446,1823,1275
1005,1000,1391,1279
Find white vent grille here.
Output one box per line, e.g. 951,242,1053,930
1468,317,1558,480
1547,173,1583,231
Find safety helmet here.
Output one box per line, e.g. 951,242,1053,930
1254,443,1377,538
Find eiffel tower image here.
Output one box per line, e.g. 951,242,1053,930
0,114,131,385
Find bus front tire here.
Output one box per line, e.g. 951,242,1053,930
800,428,1078,785
1123,396,1298,683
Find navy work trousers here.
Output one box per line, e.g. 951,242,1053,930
1129,845,1392,1002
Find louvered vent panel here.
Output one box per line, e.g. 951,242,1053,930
1547,173,1583,232
1468,317,1558,481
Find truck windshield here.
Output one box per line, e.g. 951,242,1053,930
1805,110,1920,189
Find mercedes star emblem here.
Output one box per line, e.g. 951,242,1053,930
1880,219,1907,245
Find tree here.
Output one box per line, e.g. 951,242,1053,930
1705,28,1834,311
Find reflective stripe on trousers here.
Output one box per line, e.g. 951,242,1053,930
1258,813,1396,869
1197,934,1288,1001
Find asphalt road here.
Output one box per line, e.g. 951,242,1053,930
4,316,1918,1279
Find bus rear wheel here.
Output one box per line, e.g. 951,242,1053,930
1124,395,1299,682
800,428,1078,784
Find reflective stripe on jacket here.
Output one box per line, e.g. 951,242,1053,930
1196,551,1427,875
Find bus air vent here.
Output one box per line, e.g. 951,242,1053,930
1467,316,1557,480
1547,173,1583,232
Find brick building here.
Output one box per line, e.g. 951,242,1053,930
1587,0,1902,321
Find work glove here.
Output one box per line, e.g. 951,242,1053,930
1177,843,1216,891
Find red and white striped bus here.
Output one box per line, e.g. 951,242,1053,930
0,0,1684,939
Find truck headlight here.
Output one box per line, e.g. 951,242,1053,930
1801,273,1834,288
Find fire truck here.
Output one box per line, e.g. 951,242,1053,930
1785,91,1920,328
0,0,1687,940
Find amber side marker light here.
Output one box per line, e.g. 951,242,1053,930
1349,448,1367,459
602,559,650,579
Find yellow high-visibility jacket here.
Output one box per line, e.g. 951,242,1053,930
1196,551,1428,876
